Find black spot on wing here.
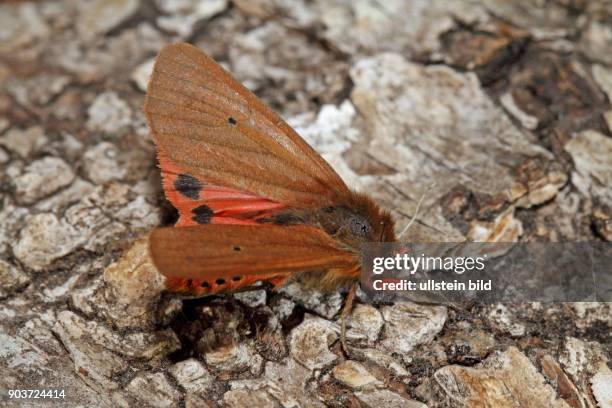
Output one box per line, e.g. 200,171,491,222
192,205,213,224
256,213,304,225
273,213,304,225
228,117,237,125
174,174,202,200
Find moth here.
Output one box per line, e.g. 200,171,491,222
144,43,396,336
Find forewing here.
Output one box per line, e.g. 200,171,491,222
149,224,359,296
144,42,350,224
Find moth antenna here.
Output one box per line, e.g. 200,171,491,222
398,183,436,239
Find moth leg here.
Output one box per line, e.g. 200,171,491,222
340,281,358,355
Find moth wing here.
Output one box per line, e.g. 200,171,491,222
144,43,351,226
149,224,359,296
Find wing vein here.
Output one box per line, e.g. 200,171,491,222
150,69,245,117
146,94,227,123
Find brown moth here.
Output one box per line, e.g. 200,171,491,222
144,43,396,344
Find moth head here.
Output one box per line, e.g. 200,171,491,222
318,192,396,249
351,191,396,243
